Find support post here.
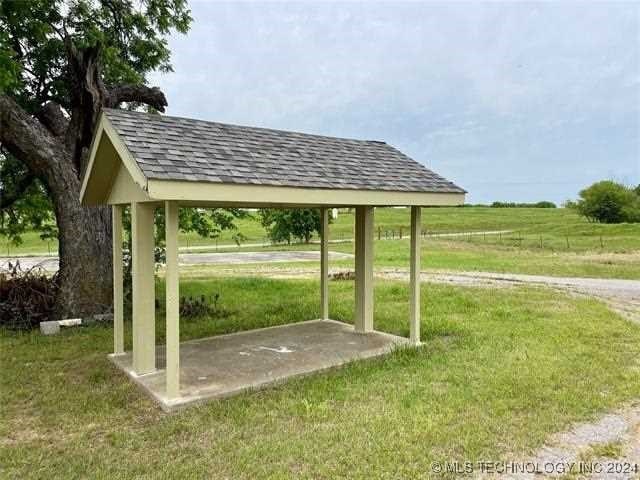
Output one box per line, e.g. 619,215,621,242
131,202,156,375
410,206,421,345
165,201,180,399
112,204,124,355
320,208,329,320
354,206,374,333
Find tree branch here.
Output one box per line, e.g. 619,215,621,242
106,84,167,112
0,94,66,180
36,101,68,137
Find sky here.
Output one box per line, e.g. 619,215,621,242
150,1,640,204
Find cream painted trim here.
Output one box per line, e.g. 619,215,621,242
164,201,180,400
80,120,105,200
112,205,125,355
320,208,329,320
131,202,156,375
80,113,148,203
147,180,465,207
409,206,421,345
108,163,152,204
354,206,374,333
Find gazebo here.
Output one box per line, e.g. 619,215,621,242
81,108,465,410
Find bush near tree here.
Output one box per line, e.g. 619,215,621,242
570,180,640,224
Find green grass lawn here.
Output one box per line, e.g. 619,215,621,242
2,277,640,478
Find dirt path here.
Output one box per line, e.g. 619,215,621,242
477,402,640,479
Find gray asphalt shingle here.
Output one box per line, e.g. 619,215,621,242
103,108,465,194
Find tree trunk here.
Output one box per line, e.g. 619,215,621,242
49,168,113,318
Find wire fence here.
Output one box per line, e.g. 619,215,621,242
372,227,615,252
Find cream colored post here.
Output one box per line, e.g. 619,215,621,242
165,201,180,399
320,208,329,320
131,202,156,375
410,206,422,345
112,205,125,355
354,206,374,332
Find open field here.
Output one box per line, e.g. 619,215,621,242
2,277,640,478
4,207,640,255
2,207,639,280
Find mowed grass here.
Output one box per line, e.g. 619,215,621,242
2,277,640,478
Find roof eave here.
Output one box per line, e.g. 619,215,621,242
145,179,465,207
80,113,149,206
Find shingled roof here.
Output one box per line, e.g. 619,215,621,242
101,108,464,194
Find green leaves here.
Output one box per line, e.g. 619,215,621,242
0,0,192,110
572,180,640,224
259,209,323,244
0,0,194,244
0,153,56,246
120,206,248,246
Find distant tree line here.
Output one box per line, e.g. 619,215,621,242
461,201,557,208
490,201,556,208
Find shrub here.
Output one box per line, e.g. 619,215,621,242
533,201,556,208
179,293,230,319
572,181,640,223
0,262,58,330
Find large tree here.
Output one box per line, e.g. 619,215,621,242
0,0,191,316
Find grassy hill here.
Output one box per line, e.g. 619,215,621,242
4,206,638,255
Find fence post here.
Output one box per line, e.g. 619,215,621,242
399,227,403,240
378,226,381,241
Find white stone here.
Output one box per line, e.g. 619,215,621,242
40,321,60,335
58,318,82,327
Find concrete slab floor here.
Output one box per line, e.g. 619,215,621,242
109,319,410,412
